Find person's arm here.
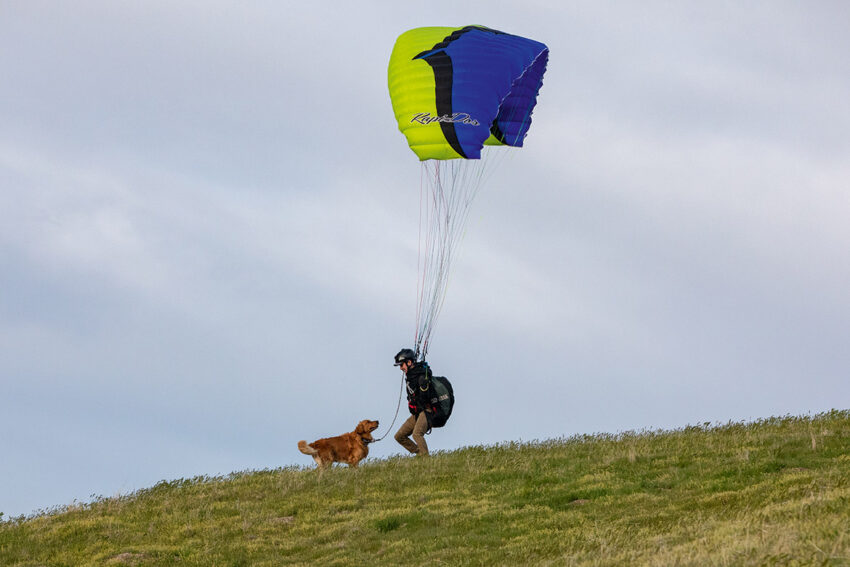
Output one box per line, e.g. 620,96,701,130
416,366,432,410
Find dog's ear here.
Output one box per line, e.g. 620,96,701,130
355,421,366,434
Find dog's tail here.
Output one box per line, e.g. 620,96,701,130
297,440,318,455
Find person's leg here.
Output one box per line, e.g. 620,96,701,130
411,412,429,456
394,415,419,454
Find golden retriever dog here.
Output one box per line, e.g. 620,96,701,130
297,419,379,469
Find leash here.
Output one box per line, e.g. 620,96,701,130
373,373,406,442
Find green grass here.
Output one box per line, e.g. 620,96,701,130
2,411,849,566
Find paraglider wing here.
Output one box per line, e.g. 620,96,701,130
387,25,549,358
388,25,549,161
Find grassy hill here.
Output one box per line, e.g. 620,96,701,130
2,411,849,566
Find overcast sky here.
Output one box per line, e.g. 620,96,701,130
2,1,849,518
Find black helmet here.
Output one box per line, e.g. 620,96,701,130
394,348,416,366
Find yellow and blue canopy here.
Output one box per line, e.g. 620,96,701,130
388,26,549,161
